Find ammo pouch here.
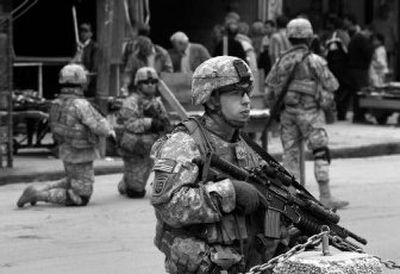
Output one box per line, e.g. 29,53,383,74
210,245,243,270
205,214,247,245
285,80,318,109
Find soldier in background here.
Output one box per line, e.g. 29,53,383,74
116,67,170,198
150,56,289,273
17,64,115,208
265,18,349,209
71,23,99,98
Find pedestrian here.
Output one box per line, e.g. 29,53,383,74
121,35,173,96
150,56,290,273
369,33,389,88
116,67,170,198
258,19,276,75
265,18,349,209
213,22,247,62
347,25,374,123
71,23,99,98
325,17,352,120
237,22,259,76
269,15,291,65
17,64,115,208
168,31,211,73
249,20,266,57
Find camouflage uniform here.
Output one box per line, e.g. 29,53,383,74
266,44,337,181
116,67,170,197
151,56,289,273
17,64,113,207
265,18,348,209
116,92,170,196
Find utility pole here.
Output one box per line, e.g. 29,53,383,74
0,0,13,168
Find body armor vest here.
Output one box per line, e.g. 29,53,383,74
50,97,97,149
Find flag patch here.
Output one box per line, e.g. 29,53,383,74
153,158,177,173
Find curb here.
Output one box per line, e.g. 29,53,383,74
2,142,400,185
0,165,124,186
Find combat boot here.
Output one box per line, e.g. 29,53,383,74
318,180,349,210
16,186,48,208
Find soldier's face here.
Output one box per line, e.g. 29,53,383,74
139,80,158,95
219,89,251,124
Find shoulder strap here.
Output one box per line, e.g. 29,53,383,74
266,50,311,129
181,116,215,181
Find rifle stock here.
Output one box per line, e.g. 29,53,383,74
193,153,368,248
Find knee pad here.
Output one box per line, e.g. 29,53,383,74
313,146,331,164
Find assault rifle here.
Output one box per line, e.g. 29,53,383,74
193,153,367,251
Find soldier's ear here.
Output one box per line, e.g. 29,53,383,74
206,94,220,110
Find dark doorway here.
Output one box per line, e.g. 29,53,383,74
12,0,96,98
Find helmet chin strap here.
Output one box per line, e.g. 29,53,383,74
206,93,247,129
207,104,246,129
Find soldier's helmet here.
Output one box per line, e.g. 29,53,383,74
191,56,254,105
134,67,159,85
59,64,87,85
287,18,314,39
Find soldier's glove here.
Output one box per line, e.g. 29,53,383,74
231,180,261,215
150,118,165,133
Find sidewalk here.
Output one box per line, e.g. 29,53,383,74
1,120,400,185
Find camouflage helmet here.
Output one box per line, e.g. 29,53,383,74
191,56,254,105
134,67,159,85
59,64,87,85
287,18,314,39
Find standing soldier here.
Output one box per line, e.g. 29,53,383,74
116,67,170,198
17,64,115,208
150,56,290,273
265,18,349,209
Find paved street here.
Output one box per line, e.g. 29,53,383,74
1,155,400,274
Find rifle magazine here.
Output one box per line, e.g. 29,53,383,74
264,209,281,238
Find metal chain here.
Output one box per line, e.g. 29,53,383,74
245,232,400,274
245,231,328,274
331,235,400,270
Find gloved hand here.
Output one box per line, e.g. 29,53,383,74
231,180,261,215
150,118,165,132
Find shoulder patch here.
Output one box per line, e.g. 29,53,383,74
152,173,169,196
153,158,178,173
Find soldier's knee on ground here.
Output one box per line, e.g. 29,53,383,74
66,189,91,206
126,188,146,198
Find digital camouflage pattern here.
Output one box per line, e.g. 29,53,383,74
150,115,289,273
191,56,254,105
58,64,87,85
266,45,338,183
119,156,153,193
286,18,314,39
280,109,329,182
50,91,112,163
44,161,94,205
116,91,170,195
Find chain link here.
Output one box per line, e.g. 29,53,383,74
245,231,328,274
331,235,400,270
245,232,400,274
